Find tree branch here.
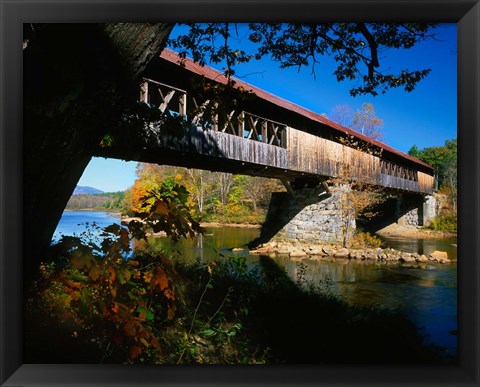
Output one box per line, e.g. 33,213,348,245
356,23,379,79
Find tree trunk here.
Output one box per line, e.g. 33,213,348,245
23,23,173,284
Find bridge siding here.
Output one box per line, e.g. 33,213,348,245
287,127,433,194
288,127,378,179
99,123,433,194
418,172,434,194
153,125,288,169
207,129,288,168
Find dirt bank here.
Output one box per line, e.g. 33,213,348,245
376,224,456,239
200,222,261,229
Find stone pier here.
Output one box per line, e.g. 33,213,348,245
255,185,439,247
395,193,437,227
258,185,355,245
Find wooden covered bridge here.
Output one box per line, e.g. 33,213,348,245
96,48,435,196
95,48,437,242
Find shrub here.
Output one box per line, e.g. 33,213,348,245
349,231,384,249
429,215,457,233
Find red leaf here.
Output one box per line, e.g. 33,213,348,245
150,268,169,293
129,345,142,360
167,305,176,320
107,265,116,283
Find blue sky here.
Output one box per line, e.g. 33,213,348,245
78,23,457,192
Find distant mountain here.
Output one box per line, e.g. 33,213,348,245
73,186,104,195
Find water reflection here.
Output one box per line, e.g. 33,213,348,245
270,254,457,355
142,226,259,263
141,227,457,355
377,235,457,259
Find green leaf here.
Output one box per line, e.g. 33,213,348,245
201,329,215,337
118,271,126,285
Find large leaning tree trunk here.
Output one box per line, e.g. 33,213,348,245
23,23,173,285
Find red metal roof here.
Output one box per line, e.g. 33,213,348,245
160,48,434,171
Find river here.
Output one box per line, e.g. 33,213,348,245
54,211,457,356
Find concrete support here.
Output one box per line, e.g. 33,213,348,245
422,195,437,227
259,184,355,245
395,195,405,226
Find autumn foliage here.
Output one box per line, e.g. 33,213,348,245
33,227,181,362
26,181,202,363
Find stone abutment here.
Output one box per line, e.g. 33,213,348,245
258,185,355,245
257,186,438,246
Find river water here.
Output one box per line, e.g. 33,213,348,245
54,211,457,356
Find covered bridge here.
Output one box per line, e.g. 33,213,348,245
95,49,437,242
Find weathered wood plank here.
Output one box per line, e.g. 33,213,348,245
150,124,288,169
287,126,433,194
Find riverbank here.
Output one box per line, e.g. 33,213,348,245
376,223,457,239
26,249,454,365
121,217,261,230
200,221,261,229
122,216,455,238
64,208,122,216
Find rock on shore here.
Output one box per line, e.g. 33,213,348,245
248,242,452,264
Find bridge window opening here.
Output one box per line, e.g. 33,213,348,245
140,78,188,117
380,159,418,182
139,78,287,148
242,112,287,148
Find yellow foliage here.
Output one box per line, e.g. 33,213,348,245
143,271,153,284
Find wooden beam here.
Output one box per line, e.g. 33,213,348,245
143,77,187,94
140,81,148,104
192,99,210,125
280,177,296,198
262,121,268,143
269,125,278,145
179,93,187,116
238,111,245,138
159,90,175,113
221,110,235,133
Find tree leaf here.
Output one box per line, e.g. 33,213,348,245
107,265,116,283
129,345,142,360
151,267,169,293
88,263,101,281
201,329,215,337
139,337,149,348
123,269,132,283
146,311,154,320
167,305,176,320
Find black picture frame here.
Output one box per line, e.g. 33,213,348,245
1,1,478,386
